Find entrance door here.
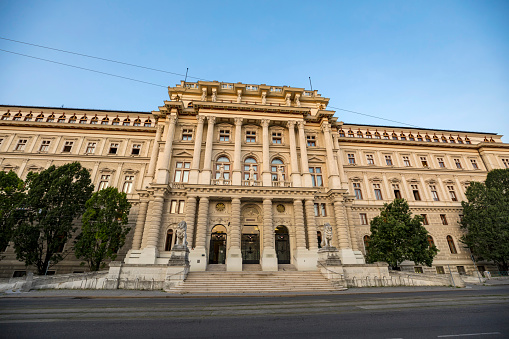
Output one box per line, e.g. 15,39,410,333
241,234,260,264
275,225,290,264
209,225,227,264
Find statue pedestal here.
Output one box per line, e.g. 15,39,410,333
164,244,190,291
167,245,189,266
318,246,342,266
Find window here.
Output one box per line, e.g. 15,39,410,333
80,116,88,124
46,114,55,123
400,133,406,141
437,158,445,168
314,203,319,217
222,84,233,89
353,183,363,200
271,158,286,182
385,155,393,166
427,235,435,248
360,213,368,225
215,156,231,180
164,230,173,251
433,135,439,142
179,200,185,214
118,175,134,193
182,128,193,141
0,138,3,149
393,184,401,199
347,153,356,165
366,154,375,165
14,139,27,151
123,118,130,126
448,186,458,201
420,157,428,167
310,167,323,187
90,116,98,124
246,130,256,143
374,131,381,139
339,130,345,137
412,185,421,201
133,118,141,127
1,112,10,120
348,130,354,137
24,113,33,121
62,141,73,153
366,131,372,138
98,175,110,190
392,133,398,140
101,117,109,125
465,137,471,145
219,129,230,142
306,135,316,147
131,144,141,155
174,161,191,182
383,132,389,140
243,157,259,182
12,271,27,278
430,185,440,201
457,266,466,275
403,156,411,167
356,131,363,138
421,214,429,225
69,115,77,123
470,159,479,169
85,142,96,154
502,158,509,168
314,203,327,217
414,267,423,273
112,117,120,125
417,134,423,142
408,133,415,141
447,235,457,254
13,112,22,121
373,184,383,200
57,115,65,123
440,214,448,225
39,140,50,152
454,158,462,169
272,132,282,144
425,135,431,142
144,119,152,127
109,143,119,154
170,200,185,214
436,266,445,274
36,114,44,122
170,200,178,214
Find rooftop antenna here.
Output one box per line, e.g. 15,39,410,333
309,77,313,92
184,67,189,83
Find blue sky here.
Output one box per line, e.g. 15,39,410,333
0,1,508,140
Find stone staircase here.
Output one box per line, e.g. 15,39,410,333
172,270,343,293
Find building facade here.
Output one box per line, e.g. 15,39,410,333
1,81,508,278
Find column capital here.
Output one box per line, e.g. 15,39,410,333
287,120,296,129
293,198,303,203
207,116,216,125
234,117,243,126
321,121,331,133
261,119,270,128
305,197,315,202
232,197,241,203
169,114,178,125
263,197,272,203
297,120,306,129
196,115,206,124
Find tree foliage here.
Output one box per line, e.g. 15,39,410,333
366,198,438,269
12,162,93,275
461,169,509,271
74,187,131,271
0,171,25,256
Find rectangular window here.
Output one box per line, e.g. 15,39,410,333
219,129,230,142
309,167,323,187
411,185,421,201
246,130,256,143
403,156,411,167
420,156,428,167
170,200,178,214
385,155,393,166
437,158,445,168
347,153,356,165
314,203,319,217
436,266,445,274
373,184,383,200
98,175,110,190
320,203,326,217
454,158,462,169
39,140,50,152
272,132,282,144
182,128,193,141
174,162,191,183
109,143,119,154
131,144,141,155
353,183,363,200
448,186,458,201
503,158,509,168
430,185,440,201
470,159,479,169
366,154,375,165
62,141,74,153
421,214,429,225
86,142,96,154
393,184,401,199
15,139,27,151
122,175,134,193
440,214,448,225
457,266,466,275
360,213,368,225
178,200,185,214
306,135,316,147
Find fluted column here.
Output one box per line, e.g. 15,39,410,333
231,198,241,249
189,116,205,184
321,121,341,188
297,121,312,187
185,196,197,249
261,119,271,186
333,197,351,250
131,199,149,250
344,199,358,251
145,192,165,248
200,116,216,184
155,114,177,184
305,199,318,250
263,198,274,249
195,197,209,248
293,199,306,250
146,123,163,181
287,121,302,187
232,118,243,185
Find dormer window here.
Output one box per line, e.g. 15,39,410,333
383,131,389,139
441,135,448,143
465,136,471,144
400,133,406,140
339,130,345,137
80,116,88,124
69,115,77,123
449,135,456,143
374,131,381,139
365,131,372,138
417,134,423,141
24,113,33,121
58,115,66,123
123,118,131,126
271,87,282,92
1,112,10,120
133,118,141,126
392,132,398,140
90,116,99,124
13,112,22,121
46,114,55,122
101,117,109,125
425,134,431,142
457,136,463,144
144,119,152,127
348,130,354,137
112,117,120,125
408,133,415,141
433,135,439,142
357,130,363,138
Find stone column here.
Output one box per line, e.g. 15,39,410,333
145,193,165,249
200,116,216,184
131,199,149,250
185,196,197,249
305,199,318,251
321,121,341,189
189,116,205,184
195,197,209,249
232,118,243,185
261,119,271,186
146,122,163,181
333,197,350,250
227,197,242,271
297,121,312,187
287,121,302,187
155,114,178,184
261,198,277,271
294,199,306,250
344,199,359,251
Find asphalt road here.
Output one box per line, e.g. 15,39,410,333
1,287,509,338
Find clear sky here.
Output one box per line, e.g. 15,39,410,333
1,1,508,140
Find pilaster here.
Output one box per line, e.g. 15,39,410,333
261,119,272,186
155,114,177,184
200,116,216,184
321,121,341,189
232,117,243,185
261,198,277,271
287,120,302,187
189,116,205,184
297,121,312,187
227,198,242,271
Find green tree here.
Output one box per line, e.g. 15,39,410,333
74,187,131,271
12,162,93,275
366,198,438,270
0,171,25,256
461,169,509,271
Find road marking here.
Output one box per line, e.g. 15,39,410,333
437,332,501,337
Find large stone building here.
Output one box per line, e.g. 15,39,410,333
1,81,508,278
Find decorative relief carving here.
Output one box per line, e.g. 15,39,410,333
234,117,243,126
197,115,206,124
297,121,305,129
261,119,270,128
207,116,216,125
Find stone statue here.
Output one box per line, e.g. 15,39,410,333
261,92,267,105
176,220,187,247
285,94,291,106
277,166,284,185
212,89,217,102
249,164,255,180
219,164,225,178
294,94,301,107
201,89,207,101
323,223,333,248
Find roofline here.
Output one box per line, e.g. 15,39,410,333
0,104,151,115
341,122,498,136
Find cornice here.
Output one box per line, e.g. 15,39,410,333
336,137,509,150
0,120,156,133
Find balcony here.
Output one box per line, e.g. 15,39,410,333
242,180,262,187
212,178,232,185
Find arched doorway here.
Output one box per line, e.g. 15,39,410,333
209,225,227,264
275,225,290,264
241,226,260,264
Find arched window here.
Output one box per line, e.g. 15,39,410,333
392,132,398,140
243,157,259,185
408,133,415,141
425,134,431,142
144,119,152,127
374,131,381,139
133,118,141,126
164,229,174,251
427,235,435,248
24,112,33,121
347,129,354,137
382,131,389,139
101,116,109,125
356,130,363,138
57,114,66,123
35,113,44,122
317,231,322,248
464,136,471,144
112,117,120,125
338,129,345,137
69,115,77,123
363,235,371,254
271,158,286,183
447,235,457,254
457,136,463,144
80,115,88,124
123,117,131,126
46,114,55,122
400,132,407,140
441,135,448,143
215,156,231,181
449,135,456,143
13,112,22,121
433,135,439,142
1,111,11,120
365,130,372,138
90,115,99,124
